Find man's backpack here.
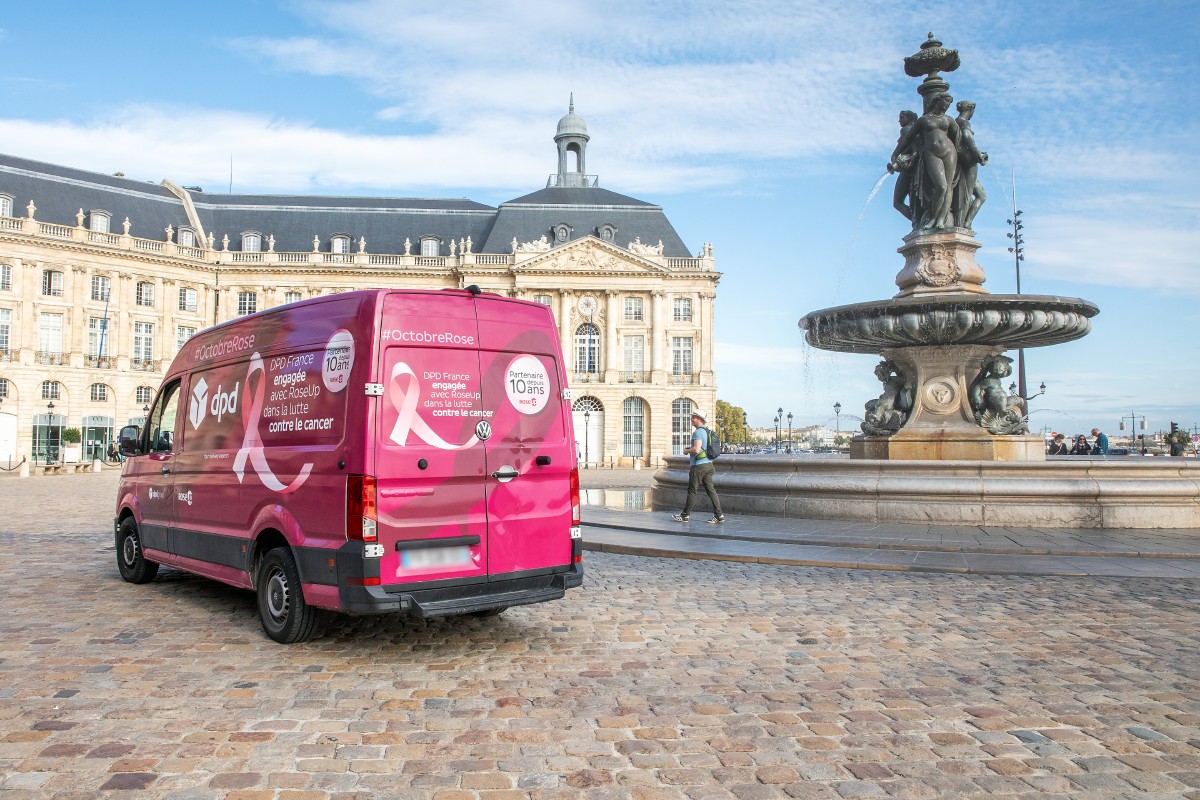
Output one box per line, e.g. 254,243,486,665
704,426,721,460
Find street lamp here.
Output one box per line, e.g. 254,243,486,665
777,406,783,452
833,402,841,443
773,415,780,453
583,409,590,469
787,412,793,454
46,400,56,464
1009,381,1046,402
742,411,748,452
1119,412,1147,455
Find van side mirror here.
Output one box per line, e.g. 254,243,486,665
118,425,143,457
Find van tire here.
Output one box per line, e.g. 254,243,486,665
116,517,159,584
257,548,320,644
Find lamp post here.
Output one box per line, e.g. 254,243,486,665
1008,381,1046,403
742,411,748,452
833,402,841,446
787,412,793,454
583,409,590,469
1007,180,1029,400
773,415,779,453
777,406,783,452
1119,411,1147,455
46,400,56,464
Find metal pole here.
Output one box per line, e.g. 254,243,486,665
1010,170,1028,401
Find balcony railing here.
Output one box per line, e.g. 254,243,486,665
621,370,647,383
0,348,11,362
669,372,700,385
36,350,67,365
573,371,601,383
131,358,161,372
85,355,115,369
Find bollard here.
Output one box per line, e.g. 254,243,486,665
93,459,103,472
19,460,29,478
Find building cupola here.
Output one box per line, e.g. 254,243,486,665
551,94,596,188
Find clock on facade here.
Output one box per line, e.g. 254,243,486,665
578,296,597,316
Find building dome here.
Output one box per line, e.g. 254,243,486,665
556,96,589,140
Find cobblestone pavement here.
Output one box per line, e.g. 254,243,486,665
1,473,1199,798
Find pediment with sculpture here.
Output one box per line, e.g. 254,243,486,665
512,236,668,275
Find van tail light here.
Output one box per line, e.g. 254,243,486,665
347,474,378,542
570,467,580,527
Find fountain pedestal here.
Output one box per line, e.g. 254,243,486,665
851,344,1046,461
895,230,987,297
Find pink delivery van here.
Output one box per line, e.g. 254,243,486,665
114,287,583,643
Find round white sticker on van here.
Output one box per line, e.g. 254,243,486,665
505,354,550,415
323,329,355,393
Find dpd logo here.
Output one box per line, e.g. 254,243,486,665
189,377,208,429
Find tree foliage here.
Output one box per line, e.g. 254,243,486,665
714,399,748,448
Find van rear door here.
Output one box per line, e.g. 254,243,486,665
475,297,575,577
375,292,489,587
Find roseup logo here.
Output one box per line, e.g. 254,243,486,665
189,377,209,429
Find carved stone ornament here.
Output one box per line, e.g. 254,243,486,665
922,377,958,413
915,243,960,287
627,237,664,256
516,236,551,253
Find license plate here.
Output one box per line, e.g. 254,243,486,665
401,546,471,570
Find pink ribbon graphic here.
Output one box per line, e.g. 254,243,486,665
233,353,313,493
388,362,479,450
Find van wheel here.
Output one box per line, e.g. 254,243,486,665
257,548,320,644
471,607,507,618
116,518,159,584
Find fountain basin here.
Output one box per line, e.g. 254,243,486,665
653,456,1200,529
799,294,1098,354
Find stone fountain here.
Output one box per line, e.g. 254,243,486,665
654,35,1200,528
800,34,1098,461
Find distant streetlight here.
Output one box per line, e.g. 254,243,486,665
742,411,748,452
1009,381,1046,402
834,402,842,440
773,415,780,453
1119,411,1147,456
46,400,56,465
787,412,793,454
777,406,783,453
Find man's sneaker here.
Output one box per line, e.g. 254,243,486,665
708,515,725,524
672,514,689,522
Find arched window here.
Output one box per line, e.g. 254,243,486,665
0,378,9,399
574,323,600,374
41,380,61,400
572,396,603,467
241,232,262,252
90,383,109,402
623,397,644,457
672,398,695,455
419,237,440,257
0,194,12,218
177,227,196,248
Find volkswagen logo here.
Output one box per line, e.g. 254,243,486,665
474,420,493,441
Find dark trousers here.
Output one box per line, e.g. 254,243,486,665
683,461,723,517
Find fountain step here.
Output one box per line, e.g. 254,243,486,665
581,507,1200,578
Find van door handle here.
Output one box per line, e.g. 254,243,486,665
491,466,519,483
161,466,171,475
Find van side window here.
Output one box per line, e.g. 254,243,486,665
147,381,182,453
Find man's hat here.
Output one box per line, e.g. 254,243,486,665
691,409,706,422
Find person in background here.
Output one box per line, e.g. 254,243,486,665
1069,434,1091,455
672,409,725,524
1091,428,1109,455
1047,433,1068,455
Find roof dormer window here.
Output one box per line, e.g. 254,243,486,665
552,223,573,244
596,223,617,242
89,210,111,233
177,227,196,248
331,234,351,254
419,236,440,257
241,232,262,252
0,194,13,218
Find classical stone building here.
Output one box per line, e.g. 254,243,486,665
0,102,719,468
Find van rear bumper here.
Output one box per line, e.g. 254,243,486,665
339,563,583,617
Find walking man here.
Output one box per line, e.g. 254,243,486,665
1091,427,1109,455
673,409,725,524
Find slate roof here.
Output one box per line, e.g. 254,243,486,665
0,152,694,257
480,186,692,257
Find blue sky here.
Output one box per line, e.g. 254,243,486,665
2,0,1197,439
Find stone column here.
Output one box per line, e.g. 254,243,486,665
699,291,714,378
604,290,619,381
559,291,574,369
650,290,665,380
